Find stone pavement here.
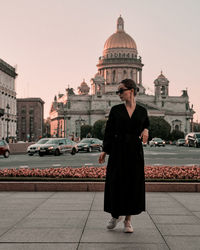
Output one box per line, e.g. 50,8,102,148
0,192,200,250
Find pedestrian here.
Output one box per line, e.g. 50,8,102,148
99,78,149,233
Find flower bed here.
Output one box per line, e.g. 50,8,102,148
0,166,199,181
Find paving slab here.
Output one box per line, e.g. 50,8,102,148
147,206,192,215
8,192,54,199
0,191,199,249
50,192,95,200
0,209,31,220
0,198,46,210
78,243,169,250
15,211,88,229
37,202,91,211
0,228,83,242
151,215,200,224
157,224,200,236
27,210,87,219
193,212,200,219
80,227,165,244
165,236,200,250
0,243,77,250
169,193,200,212
0,192,13,198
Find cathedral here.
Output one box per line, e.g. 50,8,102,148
49,16,194,138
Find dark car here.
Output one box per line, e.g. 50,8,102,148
27,138,50,155
176,139,185,146
77,138,103,152
149,138,165,147
185,132,200,148
0,140,10,158
38,138,78,156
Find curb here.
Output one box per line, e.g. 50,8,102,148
0,182,199,192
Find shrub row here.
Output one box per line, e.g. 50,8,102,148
0,166,199,180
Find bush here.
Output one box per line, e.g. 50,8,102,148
149,117,171,140
0,166,199,181
92,119,107,139
169,130,185,141
81,125,93,138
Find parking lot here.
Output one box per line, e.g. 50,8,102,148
0,145,199,169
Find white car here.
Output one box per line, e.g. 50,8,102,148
27,138,50,155
149,138,165,147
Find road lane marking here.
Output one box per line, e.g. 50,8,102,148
19,166,29,168
144,152,176,155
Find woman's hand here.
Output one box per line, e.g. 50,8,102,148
140,129,149,144
99,152,107,164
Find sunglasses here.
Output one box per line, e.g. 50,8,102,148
116,88,132,95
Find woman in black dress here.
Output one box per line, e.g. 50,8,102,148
99,78,149,233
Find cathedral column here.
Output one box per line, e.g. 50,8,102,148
66,116,71,137
136,70,138,84
139,70,142,84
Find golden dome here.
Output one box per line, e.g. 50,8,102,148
104,16,137,51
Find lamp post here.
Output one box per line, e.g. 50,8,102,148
6,104,10,142
78,116,84,139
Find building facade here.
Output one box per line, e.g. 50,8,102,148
17,98,44,141
0,58,17,141
49,16,194,138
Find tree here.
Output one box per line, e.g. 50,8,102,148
92,119,107,139
149,117,171,140
169,130,185,141
80,124,92,139
193,122,200,132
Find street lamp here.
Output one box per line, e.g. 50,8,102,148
6,104,10,142
78,116,84,138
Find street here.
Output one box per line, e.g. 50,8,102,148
0,145,200,169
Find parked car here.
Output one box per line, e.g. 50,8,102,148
185,132,200,148
176,138,185,146
170,140,177,145
38,138,78,156
77,138,103,152
27,138,50,155
0,139,10,158
149,138,165,147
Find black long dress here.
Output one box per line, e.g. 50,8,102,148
103,103,149,216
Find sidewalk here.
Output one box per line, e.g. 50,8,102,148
0,192,200,250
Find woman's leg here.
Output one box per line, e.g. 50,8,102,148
124,215,133,233
125,215,131,221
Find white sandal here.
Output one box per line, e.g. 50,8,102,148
123,220,133,233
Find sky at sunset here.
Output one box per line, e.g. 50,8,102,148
0,0,200,121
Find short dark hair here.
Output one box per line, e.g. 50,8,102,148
120,79,139,96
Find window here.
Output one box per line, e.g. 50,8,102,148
21,117,26,132
21,109,26,115
161,86,165,96
112,70,116,82
175,125,179,131
29,108,34,115
30,117,34,133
